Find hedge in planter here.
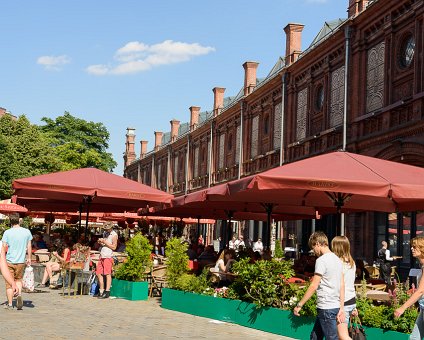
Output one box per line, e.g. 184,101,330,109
111,233,152,300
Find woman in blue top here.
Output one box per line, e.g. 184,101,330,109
395,236,424,339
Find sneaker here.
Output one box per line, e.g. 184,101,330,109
3,304,13,310
98,291,110,299
16,296,23,310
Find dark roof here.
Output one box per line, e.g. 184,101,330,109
300,18,347,57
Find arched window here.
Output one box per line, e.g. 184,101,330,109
399,34,415,69
264,116,269,135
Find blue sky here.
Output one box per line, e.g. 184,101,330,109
0,0,348,175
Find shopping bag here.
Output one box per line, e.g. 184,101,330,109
349,314,366,340
22,265,35,292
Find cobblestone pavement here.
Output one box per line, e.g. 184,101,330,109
0,277,296,340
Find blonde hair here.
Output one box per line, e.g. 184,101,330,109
331,236,354,267
308,231,328,248
411,237,424,259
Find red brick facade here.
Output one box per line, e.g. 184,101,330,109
124,0,424,266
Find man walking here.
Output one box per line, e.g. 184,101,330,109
96,222,118,299
293,231,345,340
1,213,32,310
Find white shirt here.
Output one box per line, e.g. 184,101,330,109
253,241,263,253
234,240,245,250
343,262,356,303
100,230,117,258
315,252,343,309
228,240,236,249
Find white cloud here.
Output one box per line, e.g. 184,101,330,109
86,40,215,76
37,55,71,71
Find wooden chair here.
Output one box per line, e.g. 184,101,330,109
365,266,380,279
369,283,387,291
390,266,397,280
149,265,167,297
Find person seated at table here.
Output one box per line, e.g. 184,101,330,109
261,250,272,261
32,233,48,250
198,245,217,263
250,251,261,263
355,259,370,282
213,249,236,287
37,239,71,288
186,243,197,260
116,237,127,253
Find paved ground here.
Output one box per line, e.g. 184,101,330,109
0,276,296,340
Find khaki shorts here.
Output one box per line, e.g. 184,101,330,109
5,263,25,289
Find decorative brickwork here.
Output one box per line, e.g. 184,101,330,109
251,115,259,158
194,146,199,177
273,103,282,149
366,41,385,113
296,88,308,140
218,133,225,169
330,66,345,128
235,125,240,164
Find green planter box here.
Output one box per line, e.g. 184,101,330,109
161,288,409,339
110,278,148,301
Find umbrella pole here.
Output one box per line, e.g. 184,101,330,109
225,211,234,248
263,204,274,251
77,203,83,240
197,216,201,242
84,197,91,242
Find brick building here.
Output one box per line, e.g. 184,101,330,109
124,0,424,274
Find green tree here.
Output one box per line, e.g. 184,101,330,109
40,112,117,172
0,115,61,199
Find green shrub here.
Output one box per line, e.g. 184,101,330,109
165,238,189,288
174,268,210,294
230,258,295,308
274,239,284,258
114,233,152,282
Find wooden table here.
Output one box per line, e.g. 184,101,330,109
366,290,390,302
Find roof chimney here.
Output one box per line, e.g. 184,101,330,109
124,128,136,167
213,87,225,116
189,106,200,131
243,62,259,96
154,131,163,151
140,140,148,159
284,23,304,66
170,119,180,142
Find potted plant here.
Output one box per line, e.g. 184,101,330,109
111,233,152,300
164,237,189,288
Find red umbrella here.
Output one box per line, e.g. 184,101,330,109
13,167,173,210
145,186,316,249
208,151,424,213
13,168,173,239
0,202,28,214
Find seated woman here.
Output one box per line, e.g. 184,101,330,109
213,248,236,287
37,240,71,288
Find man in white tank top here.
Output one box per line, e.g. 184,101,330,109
96,222,118,299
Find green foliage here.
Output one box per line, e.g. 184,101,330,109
292,284,317,316
0,221,10,237
40,112,117,172
114,233,152,282
355,280,418,334
174,268,210,294
230,258,295,308
0,115,61,198
274,239,284,258
165,238,189,288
